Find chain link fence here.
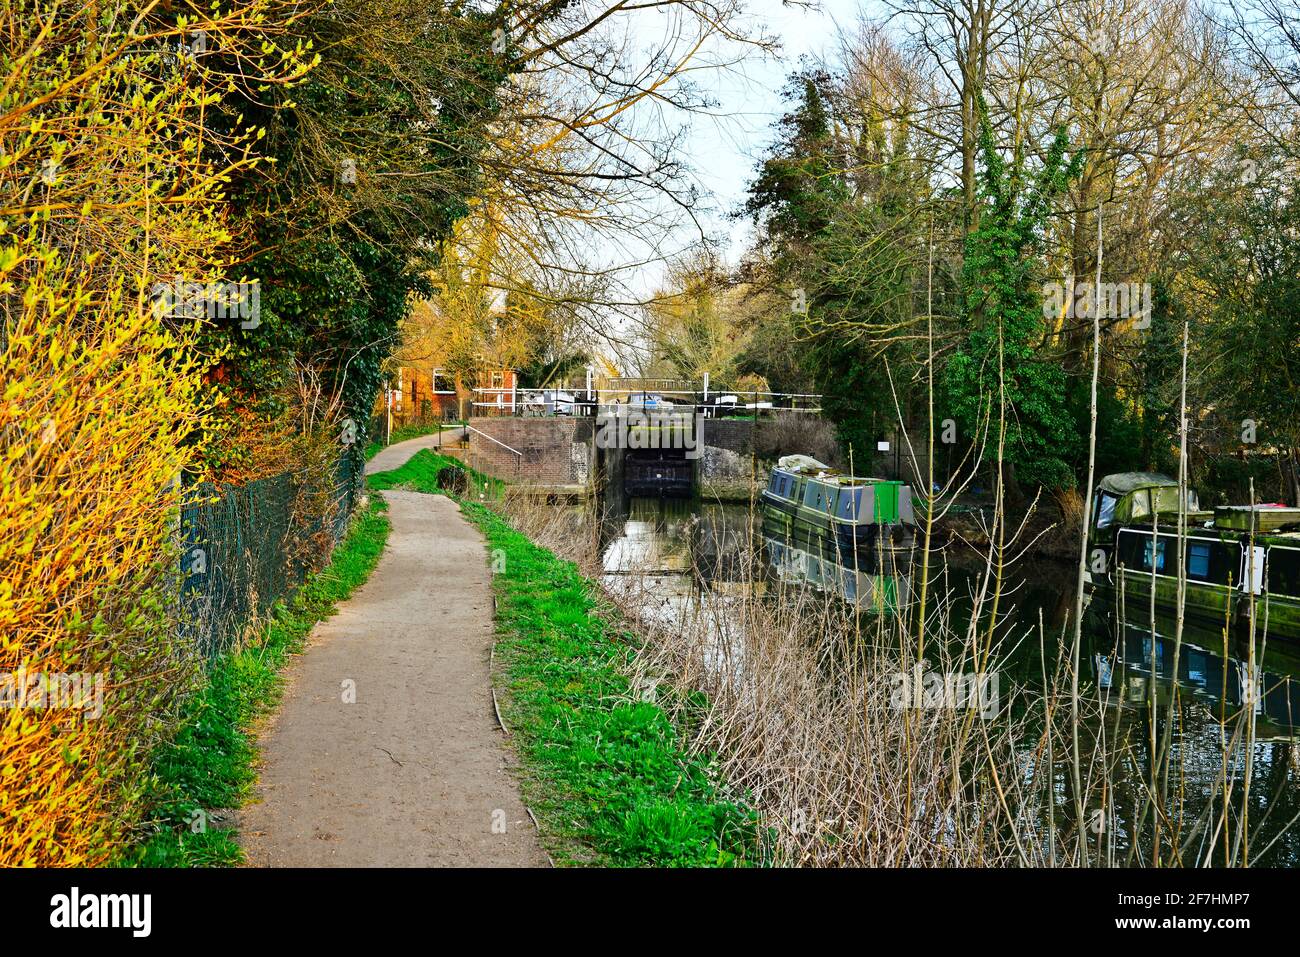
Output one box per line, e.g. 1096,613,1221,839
177,455,360,658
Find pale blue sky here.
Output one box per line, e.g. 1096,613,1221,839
682,0,867,264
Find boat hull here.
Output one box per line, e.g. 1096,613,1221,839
1090,573,1300,642
1087,518,1300,643
759,490,914,572
763,535,910,612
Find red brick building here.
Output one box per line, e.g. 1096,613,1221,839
473,368,519,416
373,366,518,424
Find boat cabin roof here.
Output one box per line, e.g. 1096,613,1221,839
1097,471,1178,495
773,455,894,488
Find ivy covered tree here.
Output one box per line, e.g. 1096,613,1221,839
942,108,1084,492
742,69,934,460
202,2,514,475
742,71,850,253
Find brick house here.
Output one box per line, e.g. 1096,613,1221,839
373,366,518,423
473,368,519,416
374,366,458,424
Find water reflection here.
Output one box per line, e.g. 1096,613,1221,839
1084,607,1300,866
597,498,758,682
595,495,1300,864
1090,617,1300,740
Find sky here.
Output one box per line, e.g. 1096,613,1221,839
670,0,869,270
586,0,871,362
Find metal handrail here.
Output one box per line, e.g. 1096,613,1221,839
462,424,523,460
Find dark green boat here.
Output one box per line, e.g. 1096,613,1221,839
1086,471,1300,641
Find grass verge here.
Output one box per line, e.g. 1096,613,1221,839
459,500,760,867
124,496,391,866
365,447,499,497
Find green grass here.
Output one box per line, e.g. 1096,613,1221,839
364,421,454,460
365,447,500,497
124,496,391,866
128,448,754,867
459,501,760,867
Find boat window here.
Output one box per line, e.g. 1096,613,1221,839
837,488,864,519
1095,491,1118,529
1117,531,1144,568
804,482,831,511
1268,549,1300,595
1129,490,1152,521
1187,542,1211,580
1142,539,1167,572
1151,486,1183,514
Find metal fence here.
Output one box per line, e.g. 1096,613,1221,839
177,454,360,658
470,386,823,417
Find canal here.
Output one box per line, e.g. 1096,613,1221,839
593,494,1300,866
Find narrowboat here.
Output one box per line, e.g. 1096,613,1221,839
759,455,916,610
1087,471,1300,641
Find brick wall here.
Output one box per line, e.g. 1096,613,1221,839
467,417,594,486
702,418,754,455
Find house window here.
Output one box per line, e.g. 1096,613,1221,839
1187,542,1211,580
490,371,504,389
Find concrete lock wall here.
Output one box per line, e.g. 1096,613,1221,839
466,415,759,497
698,419,756,499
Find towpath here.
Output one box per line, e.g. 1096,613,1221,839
239,436,545,866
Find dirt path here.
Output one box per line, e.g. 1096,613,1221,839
239,487,547,867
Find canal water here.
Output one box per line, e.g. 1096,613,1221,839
595,495,1300,866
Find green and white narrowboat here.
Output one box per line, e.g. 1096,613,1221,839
1087,471,1300,641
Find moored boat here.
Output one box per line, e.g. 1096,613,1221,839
759,455,916,609
1087,471,1300,641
